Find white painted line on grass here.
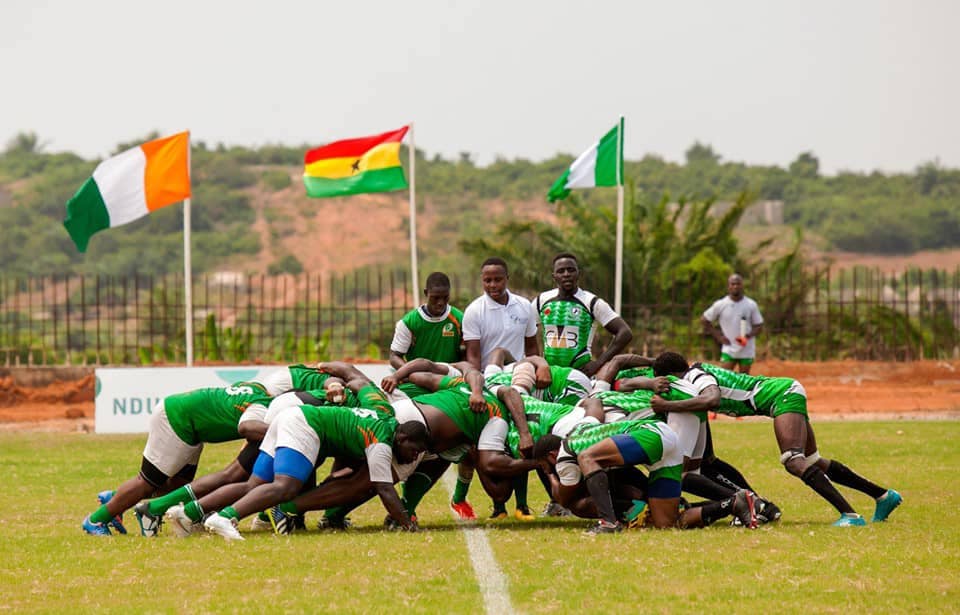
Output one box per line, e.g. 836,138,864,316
441,470,516,615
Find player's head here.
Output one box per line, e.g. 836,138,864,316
480,257,509,303
653,351,689,377
727,274,744,299
532,433,562,458
552,252,580,292
394,421,431,463
423,272,451,317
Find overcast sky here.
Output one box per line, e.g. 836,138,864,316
2,0,957,174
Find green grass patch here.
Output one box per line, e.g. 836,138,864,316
1,421,957,612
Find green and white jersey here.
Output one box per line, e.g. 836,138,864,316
300,404,397,460
415,382,508,443
594,370,711,421
390,305,464,363
164,381,272,445
594,388,657,419
261,363,336,397
506,396,577,457
616,366,653,380
535,288,618,369
557,417,682,486
484,364,590,405
697,362,806,417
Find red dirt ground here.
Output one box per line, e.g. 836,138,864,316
1,361,958,431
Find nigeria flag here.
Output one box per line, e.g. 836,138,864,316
547,119,624,203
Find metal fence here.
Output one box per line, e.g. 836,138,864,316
1,267,958,366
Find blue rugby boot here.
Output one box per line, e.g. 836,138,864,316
82,515,111,536
97,490,128,534
872,490,902,522
832,512,867,527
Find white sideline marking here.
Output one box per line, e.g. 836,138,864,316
441,470,516,615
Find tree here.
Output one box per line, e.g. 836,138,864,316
789,152,820,179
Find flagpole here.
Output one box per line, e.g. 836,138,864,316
183,197,194,366
614,115,625,314
408,122,419,309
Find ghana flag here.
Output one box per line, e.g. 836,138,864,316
303,126,409,198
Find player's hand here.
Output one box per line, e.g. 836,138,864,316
534,364,553,389
518,434,534,459
580,359,602,378
650,394,669,412
651,376,671,394
719,335,731,345
469,391,487,413
380,375,399,393
325,381,346,404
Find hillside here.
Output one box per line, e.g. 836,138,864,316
1,136,959,278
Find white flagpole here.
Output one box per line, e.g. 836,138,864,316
408,122,419,309
183,196,194,366
614,115,625,314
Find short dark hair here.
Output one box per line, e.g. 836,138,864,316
652,351,689,377
552,252,578,265
481,257,508,274
532,434,562,458
424,272,451,291
397,420,431,449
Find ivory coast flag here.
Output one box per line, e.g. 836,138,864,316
63,132,191,252
547,119,624,203
303,126,409,198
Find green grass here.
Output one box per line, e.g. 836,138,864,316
1,421,958,613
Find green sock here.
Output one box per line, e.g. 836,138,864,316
324,505,350,520
513,473,529,509
401,471,434,516
183,500,204,523
89,504,113,524
220,506,239,520
257,511,270,522
148,485,195,516
279,501,298,515
452,476,471,504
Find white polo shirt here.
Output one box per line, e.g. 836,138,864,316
462,290,538,368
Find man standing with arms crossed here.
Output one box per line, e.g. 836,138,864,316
701,273,764,374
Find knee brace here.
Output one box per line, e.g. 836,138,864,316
780,448,806,475
511,362,536,394
804,450,821,469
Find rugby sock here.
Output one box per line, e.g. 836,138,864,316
401,471,434,516
584,470,617,524
183,500,204,523
698,497,734,526
825,460,887,499
147,485,195,516
220,506,239,520
801,466,855,514
89,505,113,525
512,473,529,510
278,501,298,515
323,504,358,522
682,473,737,500
701,457,754,492
451,476,471,504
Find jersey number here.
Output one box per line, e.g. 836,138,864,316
350,407,379,419
225,385,255,396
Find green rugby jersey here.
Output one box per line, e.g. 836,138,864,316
536,290,604,368
484,365,589,405
506,396,576,457
393,305,464,363
698,362,800,417
164,381,271,445
415,382,507,443
300,404,397,459
563,418,668,457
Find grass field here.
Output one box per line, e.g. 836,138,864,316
2,421,959,613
